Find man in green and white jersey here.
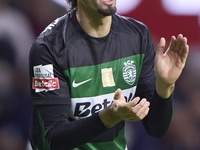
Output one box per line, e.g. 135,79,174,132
29,0,189,149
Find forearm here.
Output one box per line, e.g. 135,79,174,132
142,90,173,138
38,105,107,150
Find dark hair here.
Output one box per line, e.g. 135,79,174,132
67,0,77,10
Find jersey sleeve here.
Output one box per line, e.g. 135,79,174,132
135,27,173,138
29,40,70,105
29,39,108,150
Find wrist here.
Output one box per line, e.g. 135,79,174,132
98,104,121,128
156,77,175,99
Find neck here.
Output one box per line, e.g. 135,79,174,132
76,5,112,38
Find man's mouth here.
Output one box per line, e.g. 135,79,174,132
101,0,114,5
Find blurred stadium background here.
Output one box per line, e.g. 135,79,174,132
0,0,199,150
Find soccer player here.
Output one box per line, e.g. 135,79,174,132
29,0,189,149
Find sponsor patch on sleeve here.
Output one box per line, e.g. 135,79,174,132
32,64,60,92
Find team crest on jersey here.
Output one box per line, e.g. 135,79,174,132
123,60,136,85
101,68,115,87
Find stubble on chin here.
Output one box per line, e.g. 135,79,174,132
97,6,117,16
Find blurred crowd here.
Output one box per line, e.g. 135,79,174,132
0,0,66,149
0,0,199,150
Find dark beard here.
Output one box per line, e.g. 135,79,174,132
97,6,117,16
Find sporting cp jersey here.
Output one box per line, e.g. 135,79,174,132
29,11,157,150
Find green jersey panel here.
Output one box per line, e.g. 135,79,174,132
64,54,144,98
73,128,126,150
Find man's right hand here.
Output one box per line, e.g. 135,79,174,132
99,89,150,128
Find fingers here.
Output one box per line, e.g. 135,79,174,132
113,89,150,121
167,34,189,65
170,34,188,52
114,88,121,100
112,92,150,122
168,35,176,51
131,98,150,120
114,89,141,108
182,44,189,63
156,37,166,56
135,99,150,119
124,98,150,122
173,34,189,62
173,34,184,52
127,97,140,108
180,38,189,63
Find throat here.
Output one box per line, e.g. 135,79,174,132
76,10,112,38
87,22,111,38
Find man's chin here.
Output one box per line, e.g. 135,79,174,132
97,6,117,16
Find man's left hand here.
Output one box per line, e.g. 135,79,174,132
155,34,189,98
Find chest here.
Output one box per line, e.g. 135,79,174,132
64,34,144,97
63,34,144,119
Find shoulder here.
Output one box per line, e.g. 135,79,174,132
30,13,72,56
31,11,84,53
112,14,150,37
39,14,68,39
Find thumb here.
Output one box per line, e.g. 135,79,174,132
114,88,123,100
156,37,166,56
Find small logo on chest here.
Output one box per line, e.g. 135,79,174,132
72,78,92,88
101,68,115,87
123,60,136,85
